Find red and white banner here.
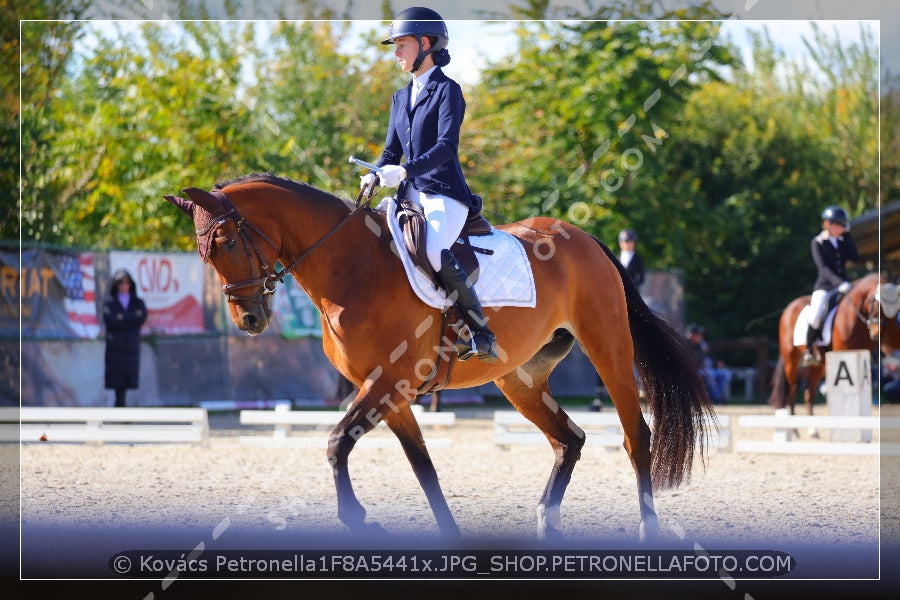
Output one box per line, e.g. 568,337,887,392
109,251,205,335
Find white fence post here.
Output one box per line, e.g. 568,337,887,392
825,350,873,442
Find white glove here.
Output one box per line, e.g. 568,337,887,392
838,281,852,294
360,173,376,195
378,164,407,188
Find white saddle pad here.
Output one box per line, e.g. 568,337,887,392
793,305,836,348
379,197,537,310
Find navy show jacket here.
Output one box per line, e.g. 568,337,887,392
811,230,859,291
375,67,479,210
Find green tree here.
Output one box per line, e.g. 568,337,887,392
466,3,736,240
250,20,402,196
17,4,365,250
798,22,879,217
34,21,261,249
883,73,900,203
654,24,877,341
14,1,91,243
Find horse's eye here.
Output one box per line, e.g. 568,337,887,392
215,234,236,251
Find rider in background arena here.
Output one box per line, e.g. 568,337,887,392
617,228,645,291
360,6,497,362
802,205,859,366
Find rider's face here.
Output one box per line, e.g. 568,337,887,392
393,35,430,73
825,221,846,237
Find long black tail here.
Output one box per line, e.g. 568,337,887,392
595,238,716,490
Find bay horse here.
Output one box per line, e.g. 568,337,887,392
165,173,715,541
769,272,900,419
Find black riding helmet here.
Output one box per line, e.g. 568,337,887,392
618,228,637,243
381,6,449,72
821,205,849,226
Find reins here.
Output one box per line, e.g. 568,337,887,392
214,187,375,305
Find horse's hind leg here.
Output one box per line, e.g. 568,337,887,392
494,330,584,538
576,319,657,541
383,401,460,537
595,360,656,540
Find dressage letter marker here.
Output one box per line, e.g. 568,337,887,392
825,350,872,443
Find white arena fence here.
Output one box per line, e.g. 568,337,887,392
3,403,897,456
238,403,456,449
1,406,209,446
493,410,731,452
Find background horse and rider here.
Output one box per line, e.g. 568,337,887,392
769,272,900,419
165,172,717,542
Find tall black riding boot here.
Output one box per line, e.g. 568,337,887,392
801,326,821,366
435,249,498,363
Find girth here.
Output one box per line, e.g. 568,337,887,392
416,306,467,395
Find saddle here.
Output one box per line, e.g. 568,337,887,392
395,197,493,289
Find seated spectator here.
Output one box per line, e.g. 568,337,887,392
882,344,900,403
685,323,731,404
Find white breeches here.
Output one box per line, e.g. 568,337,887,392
405,187,469,272
809,289,829,329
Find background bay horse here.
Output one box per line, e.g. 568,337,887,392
165,173,715,541
770,272,900,419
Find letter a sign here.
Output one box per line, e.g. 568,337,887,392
825,350,872,442
831,360,854,387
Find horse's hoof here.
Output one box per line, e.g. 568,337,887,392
808,427,820,439
347,521,387,537
539,526,564,540
363,522,387,535
639,515,660,543
536,503,562,539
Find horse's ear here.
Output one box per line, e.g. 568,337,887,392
164,194,195,219
182,187,223,214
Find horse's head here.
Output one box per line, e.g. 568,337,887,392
165,187,277,335
852,275,900,342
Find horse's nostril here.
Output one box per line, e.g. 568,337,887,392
243,314,258,329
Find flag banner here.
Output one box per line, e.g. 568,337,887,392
60,252,100,339
109,251,205,335
1,248,100,339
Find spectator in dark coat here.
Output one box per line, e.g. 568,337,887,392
103,269,147,407
618,228,645,290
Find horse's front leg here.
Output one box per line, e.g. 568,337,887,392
805,371,822,438
383,401,460,537
326,379,399,535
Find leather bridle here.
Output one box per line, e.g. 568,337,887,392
206,188,372,306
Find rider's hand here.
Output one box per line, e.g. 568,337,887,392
838,281,852,294
360,173,377,196
379,164,407,188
